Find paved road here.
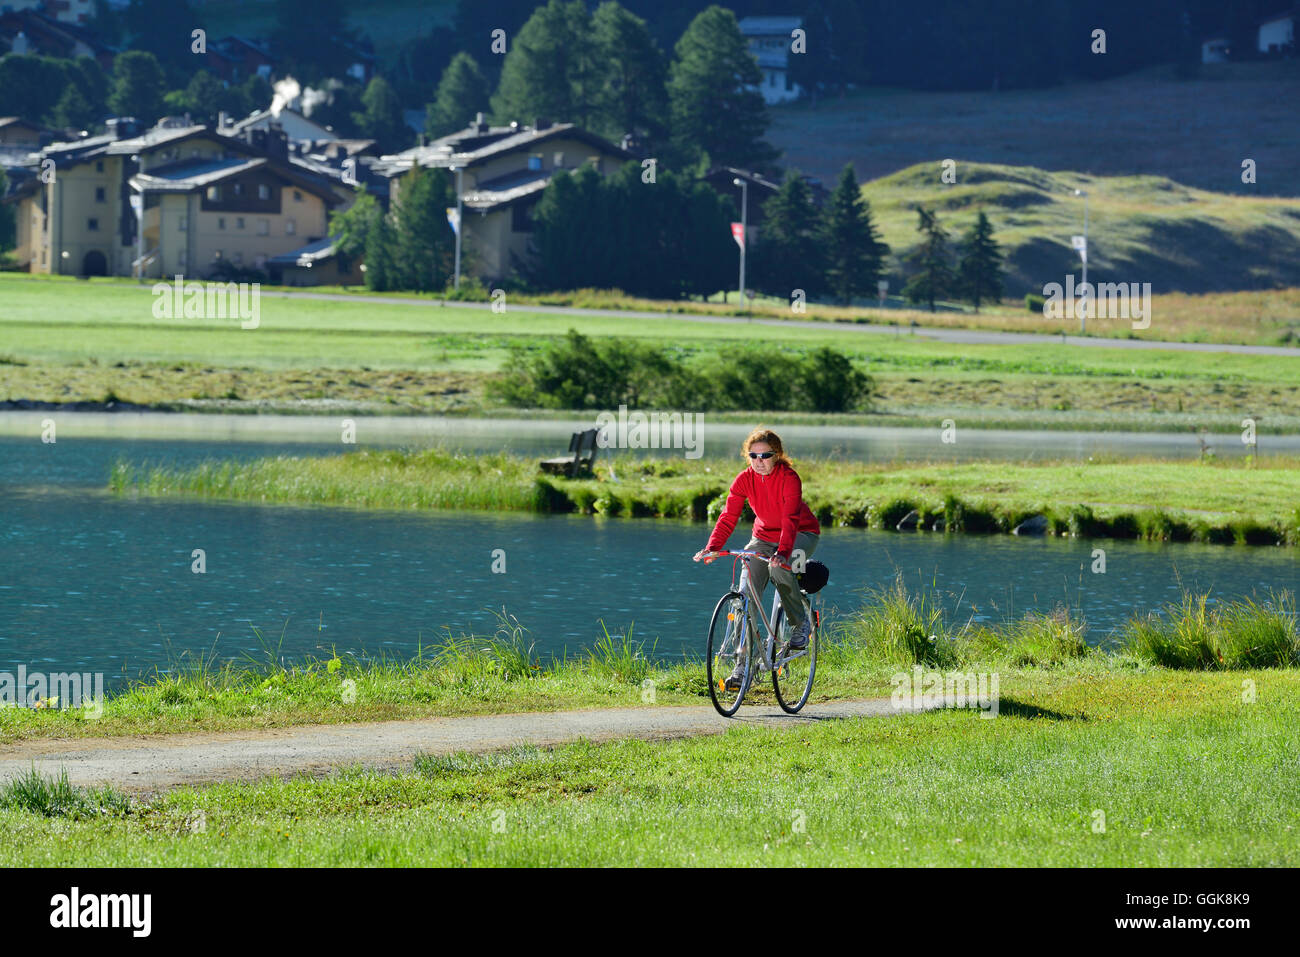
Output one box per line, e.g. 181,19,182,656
0,698,933,793
256,289,1300,357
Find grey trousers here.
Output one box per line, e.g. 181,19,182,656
739,531,819,635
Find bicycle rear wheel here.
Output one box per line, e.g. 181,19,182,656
772,602,817,713
707,591,752,717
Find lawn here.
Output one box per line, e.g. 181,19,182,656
3,664,1296,866
4,275,1300,431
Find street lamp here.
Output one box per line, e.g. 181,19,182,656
450,165,464,291
1074,188,1089,333
733,176,747,307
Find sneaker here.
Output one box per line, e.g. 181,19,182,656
724,660,747,691
788,617,812,650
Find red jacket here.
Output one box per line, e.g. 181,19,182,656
707,461,820,556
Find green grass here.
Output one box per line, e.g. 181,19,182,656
2,663,1297,865
857,161,1300,300
109,449,1300,547
0,767,131,820
5,274,1300,428
3,582,1293,744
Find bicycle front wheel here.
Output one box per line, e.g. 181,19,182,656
772,604,817,713
707,591,752,717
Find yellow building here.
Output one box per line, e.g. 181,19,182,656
9,118,340,278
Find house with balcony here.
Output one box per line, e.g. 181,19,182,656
738,15,804,104
5,116,340,278
374,114,634,284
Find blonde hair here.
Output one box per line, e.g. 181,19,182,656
742,427,793,468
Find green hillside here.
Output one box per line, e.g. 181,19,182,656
860,162,1300,297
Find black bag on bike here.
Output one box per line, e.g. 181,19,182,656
796,560,829,594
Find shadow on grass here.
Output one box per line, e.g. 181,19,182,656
993,698,1086,722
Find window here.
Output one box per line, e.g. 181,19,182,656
218,217,226,230
285,218,296,235
87,217,99,231
553,151,564,168
233,183,243,197
257,218,269,235
233,252,243,265
293,190,302,202
587,156,601,172
95,187,105,202
208,186,222,201
258,184,270,200
178,249,187,265
95,160,103,173
512,202,534,233
528,155,542,171
236,217,245,230
178,215,187,231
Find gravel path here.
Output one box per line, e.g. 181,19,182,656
0,698,926,793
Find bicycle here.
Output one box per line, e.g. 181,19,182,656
695,549,819,717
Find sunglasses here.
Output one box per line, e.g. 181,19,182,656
748,451,775,459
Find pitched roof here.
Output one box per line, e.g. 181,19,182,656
267,236,337,266
130,157,268,192
130,154,340,204
231,108,336,141
738,16,804,34
462,168,552,211
376,122,631,177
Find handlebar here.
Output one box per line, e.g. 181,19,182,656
695,549,793,572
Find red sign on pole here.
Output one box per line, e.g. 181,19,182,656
730,222,745,250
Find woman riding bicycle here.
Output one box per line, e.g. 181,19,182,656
693,428,821,689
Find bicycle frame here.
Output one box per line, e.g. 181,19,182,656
711,549,810,676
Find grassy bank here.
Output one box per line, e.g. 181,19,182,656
110,449,1300,547
4,583,1294,744
3,660,1297,865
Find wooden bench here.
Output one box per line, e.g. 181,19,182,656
539,428,600,478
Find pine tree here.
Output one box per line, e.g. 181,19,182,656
0,168,13,256
754,172,826,300
109,50,166,125
667,5,779,172
425,52,490,139
903,206,955,312
820,163,888,305
390,166,455,292
353,76,410,154
957,211,1004,312
490,0,593,126
52,83,96,131
363,212,399,292
270,0,360,83
590,1,668,144
72,56,109,121
180,70,226,124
